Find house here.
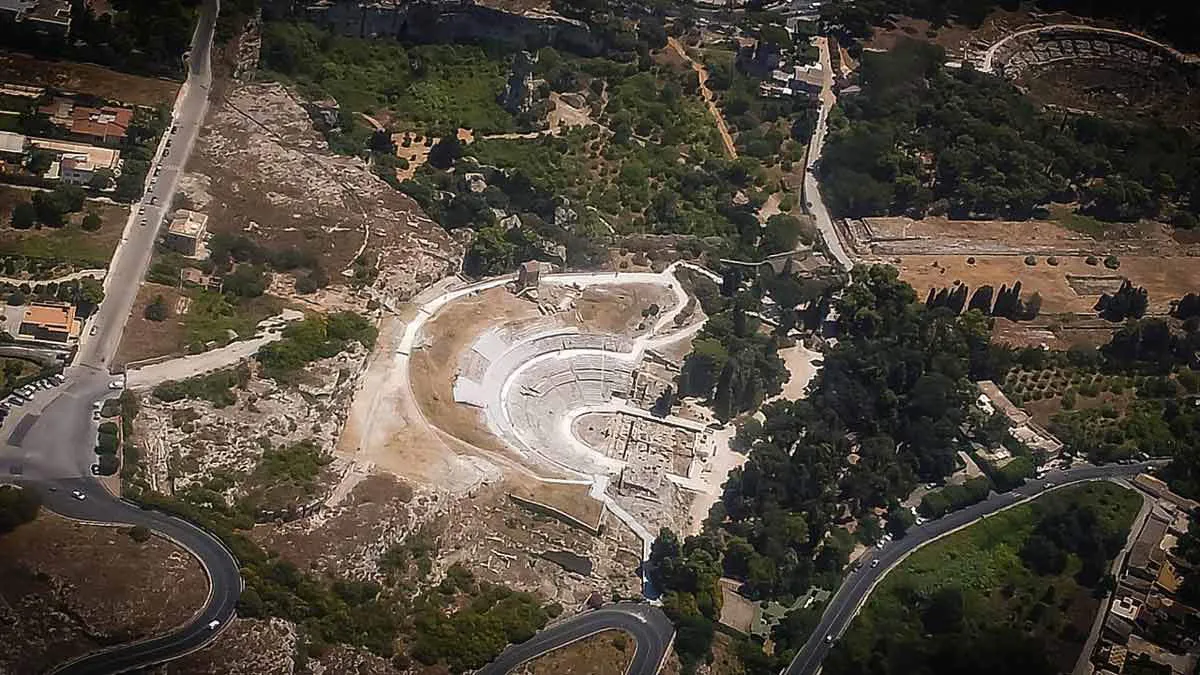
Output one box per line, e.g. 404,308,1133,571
180,267,221,291
0,0,71,36
165,210,209,257
18,302,77,344
69,106,134,144
0,131,28,159
28,137,121,186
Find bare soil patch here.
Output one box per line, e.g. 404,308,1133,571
409,287,540,454
116,282,189,365
1018,62,1200,126
154,617,298,675
514,629,635,675
0,51,181,107
0,513,207,674
251,474,420,579
895,254,1200,315
440,481,643,606
572,283,677,336
183,81,459,305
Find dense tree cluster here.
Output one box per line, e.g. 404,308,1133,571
654,265,1012,669
926,280,1042,320
918,476,990,518
677,292,788,420
0,485,40,534
825,483,1142,675
209,232,329,295
1020,501,1127,584
819,41,1200,225
1095,280,1149,322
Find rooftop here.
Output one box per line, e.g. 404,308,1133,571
0,131,27,155
29,137,120,171
169,210,208,238
21,302,75,331
70,105,133,140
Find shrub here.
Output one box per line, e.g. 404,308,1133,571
1024,255,1037,265
1085,255,1098,265
1047,256,1059,266
129,525,152,542
1104,255,1120,270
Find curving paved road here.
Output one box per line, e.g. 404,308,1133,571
0,0,243,672
476,603,674,675
41,478,242,675
784,462,1163,675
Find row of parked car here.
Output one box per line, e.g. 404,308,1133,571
1,372,67,419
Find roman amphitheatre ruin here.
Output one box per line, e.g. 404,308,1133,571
340,261,807,564
972,22,1200,122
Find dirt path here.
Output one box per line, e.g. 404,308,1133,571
667,37,737,159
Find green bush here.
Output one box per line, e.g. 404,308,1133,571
153,366,249,407
129,525,152,542
257,312,377,381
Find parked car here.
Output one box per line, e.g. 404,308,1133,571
108,379,123,390
871,559,880,568
90,464,100,476
70,490,86,500
90,325,98,336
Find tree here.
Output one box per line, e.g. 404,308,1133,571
427,135,463,170
0,485,40,533
10,202,35,229
886,505,914,538
652,386,674,417
81,211,103,232
1095,280,1148,322
128,525,152,542
144,295,168,321
760,214,804,254
89,168,115,190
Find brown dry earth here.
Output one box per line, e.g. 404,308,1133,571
514,630,635,675
896,254,1200,315
116,283,190,365
0,51,181,106
0,513,208,674
181,81,460,305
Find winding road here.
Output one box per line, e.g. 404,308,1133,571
0,1,245,673
783,461,1164,675
477,603,674,675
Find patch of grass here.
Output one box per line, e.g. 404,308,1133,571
151,365,250,408
0,357,41,396
1050,204,1108,238
182,290,282,353
261,22,516,134
830,483,1141,675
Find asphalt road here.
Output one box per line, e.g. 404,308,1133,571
0,1,243,673
42,478,242,675
476,603,674,675
784,462,1163,675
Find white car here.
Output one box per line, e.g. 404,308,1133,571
207,620,220,630
70,490,86,501
108,379,124,390
871,559,880,568
90,325,98,336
